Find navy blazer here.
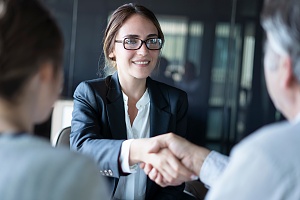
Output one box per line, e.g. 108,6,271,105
70,72,188,200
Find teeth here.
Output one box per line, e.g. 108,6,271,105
134,61,149,64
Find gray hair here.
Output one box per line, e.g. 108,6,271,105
261,0,300,82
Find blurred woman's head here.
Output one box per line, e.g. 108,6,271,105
0,0,63,124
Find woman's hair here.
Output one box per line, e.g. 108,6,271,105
0,0,63,101
101,3,164,75
261,0,300,82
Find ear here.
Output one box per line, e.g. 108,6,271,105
38,62,54,83
109,52,115,61
281,56,294,88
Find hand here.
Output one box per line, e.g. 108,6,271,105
140,162,194,187
145,133,211,177
129,138,195,186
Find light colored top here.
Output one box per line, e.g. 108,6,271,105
205,114,300,200
114,89,150,200
0,134,108,200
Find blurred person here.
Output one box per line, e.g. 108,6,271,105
70,3,195,200
151,56,174,86
0,0,108,199
175,60,201,99
142,0,300,199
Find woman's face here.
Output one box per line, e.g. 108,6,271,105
34,65,63,124
111,14,160,81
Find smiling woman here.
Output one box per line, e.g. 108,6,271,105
70,3,195,200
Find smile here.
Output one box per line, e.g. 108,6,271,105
133,61,150,65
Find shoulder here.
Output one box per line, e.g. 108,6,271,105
148,77,187,98
233,121,292,151
231,120,300,167
75,76,111,92
11,135,97,168
73,76,114,101
0,135,109,199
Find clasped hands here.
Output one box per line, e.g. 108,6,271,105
129,133,210,187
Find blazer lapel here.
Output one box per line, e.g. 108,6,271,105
146,78,172,198
147,77,171,137
106,73,127,140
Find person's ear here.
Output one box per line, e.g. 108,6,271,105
281,56,294,88
109,52,115,61
38,61,54,83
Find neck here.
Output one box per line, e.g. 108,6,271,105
0,99,32,134
119,76,147,100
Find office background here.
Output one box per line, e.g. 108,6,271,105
36,0,280,154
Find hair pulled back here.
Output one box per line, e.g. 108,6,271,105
0,0,63,100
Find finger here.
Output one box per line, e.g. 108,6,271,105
149,168,158,180
162,175,183,186
148,151,174,183
143,163,153,175
155,173,168,187
139,162,145,169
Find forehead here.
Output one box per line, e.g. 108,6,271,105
116,14,158,38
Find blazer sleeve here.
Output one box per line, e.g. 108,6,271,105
70,81,125,178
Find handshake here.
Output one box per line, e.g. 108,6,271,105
129,133,211,187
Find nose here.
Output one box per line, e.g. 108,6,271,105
136,42,149,56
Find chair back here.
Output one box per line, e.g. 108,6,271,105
50,99,73,146
55,126,71,148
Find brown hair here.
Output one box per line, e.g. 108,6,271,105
103,3,164,70
0,0,63,101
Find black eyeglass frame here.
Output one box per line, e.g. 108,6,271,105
115,38,163,50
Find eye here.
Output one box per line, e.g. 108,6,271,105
124,38,138,45
147,38,158,44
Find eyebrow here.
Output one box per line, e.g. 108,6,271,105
123,34,159,38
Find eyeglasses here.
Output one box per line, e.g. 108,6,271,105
115,38,163,50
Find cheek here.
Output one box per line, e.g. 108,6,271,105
55,70,64,96
114,48,131,63
151,51,160,64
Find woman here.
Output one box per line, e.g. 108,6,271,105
0,0,107,199
70,3,194,200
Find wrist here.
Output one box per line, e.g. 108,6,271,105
192,147,211,175
129,139,143,165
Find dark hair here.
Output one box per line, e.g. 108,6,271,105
0,0,63,100
261,0,300,81
102,3,164,72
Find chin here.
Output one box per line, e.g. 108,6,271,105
34,113,51,125
134,71,153,79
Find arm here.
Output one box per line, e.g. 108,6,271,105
70,81,125,178
205,145,285,200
